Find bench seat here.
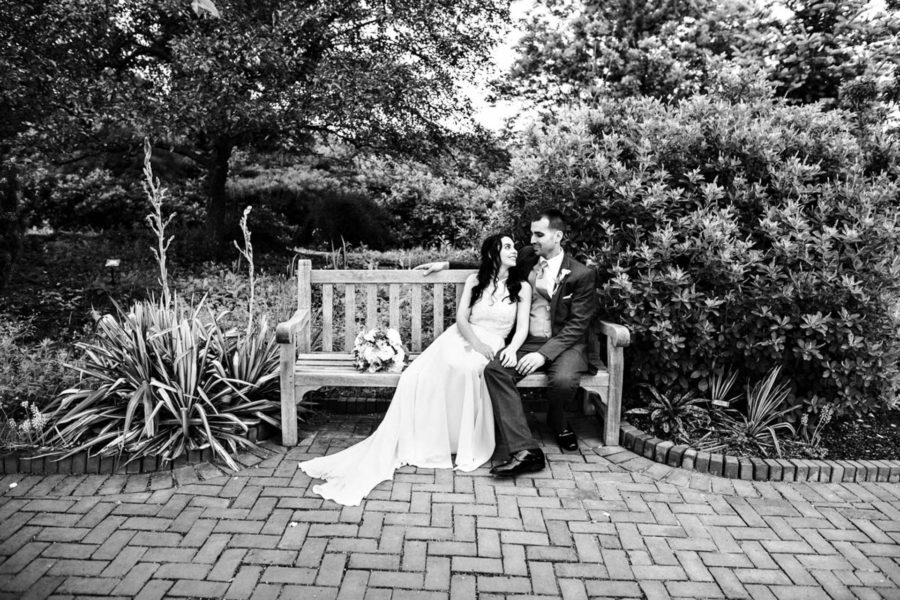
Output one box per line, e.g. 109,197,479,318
295,353,610,389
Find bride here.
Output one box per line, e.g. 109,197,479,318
299,234,532,506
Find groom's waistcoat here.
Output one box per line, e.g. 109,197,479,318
527,268,552,339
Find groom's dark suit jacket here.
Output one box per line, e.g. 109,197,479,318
451,246,602,372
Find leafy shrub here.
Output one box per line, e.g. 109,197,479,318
21,167,145,229
19,165,206,232
40,299,283,470
177,266,296,334
228,155,510,252
505,90,900,416
300,189,395,250
228,164,396,250
626,385,710,443
0,315,78,416
357,156,512,248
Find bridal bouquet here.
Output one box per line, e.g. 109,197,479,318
352,326,407,373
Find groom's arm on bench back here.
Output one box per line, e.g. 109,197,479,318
413,261,478,274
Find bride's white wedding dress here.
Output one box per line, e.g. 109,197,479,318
298,282,517,506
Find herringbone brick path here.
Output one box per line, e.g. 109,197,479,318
1,414,899,599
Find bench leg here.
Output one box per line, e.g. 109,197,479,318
600,386,620,446
281,385,320,446
582,386,620,446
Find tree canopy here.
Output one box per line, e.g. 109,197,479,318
496,0,767,105
3,0,511,253
499,0,900,115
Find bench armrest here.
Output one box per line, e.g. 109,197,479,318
598,321,630,347
276,308,311,344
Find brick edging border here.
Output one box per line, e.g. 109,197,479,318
619,421,900,483
0,423,276,475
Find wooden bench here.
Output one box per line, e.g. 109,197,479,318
276,260,631,446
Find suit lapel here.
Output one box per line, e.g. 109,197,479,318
549,255,575,314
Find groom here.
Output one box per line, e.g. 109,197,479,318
417,209,599,477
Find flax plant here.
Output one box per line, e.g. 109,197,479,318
234,205,255,337
715,367,796,457
41,299,280,470
142,138,175,307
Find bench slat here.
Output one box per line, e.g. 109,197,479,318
389,284,400,331
434,284,444,337
298,259,312,352
344,284,356,351
366,285,377,329
411,284,422,352
322,284,333,351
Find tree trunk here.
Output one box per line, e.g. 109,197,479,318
0,160,23,294
206,138,233,259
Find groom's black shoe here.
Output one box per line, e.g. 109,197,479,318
490,449,545,477
557,429,578,452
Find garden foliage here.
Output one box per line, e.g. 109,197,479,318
506,86,900,416
227,155,508,251
0,316,76,416
356,156,512,249
40,299,281,470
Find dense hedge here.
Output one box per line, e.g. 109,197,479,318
228,157,509,251
506,91,900,416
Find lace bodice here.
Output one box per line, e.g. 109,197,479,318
468,281,517,339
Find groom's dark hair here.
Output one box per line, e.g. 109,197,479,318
533,208,567,234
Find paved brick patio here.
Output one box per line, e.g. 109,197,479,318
1,413,899,599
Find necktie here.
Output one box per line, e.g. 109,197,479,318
537,258,552,295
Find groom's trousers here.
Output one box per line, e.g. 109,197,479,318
484,337,589,453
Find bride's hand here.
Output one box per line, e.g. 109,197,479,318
497,347,517,368
470,341,495,361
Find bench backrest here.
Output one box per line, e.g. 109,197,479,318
296,259,475,353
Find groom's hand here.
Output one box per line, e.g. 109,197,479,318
412,261,449,275
516,352,546,376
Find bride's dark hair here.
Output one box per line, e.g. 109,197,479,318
470,233,524,307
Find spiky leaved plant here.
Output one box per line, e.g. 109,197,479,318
715,367,796,457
